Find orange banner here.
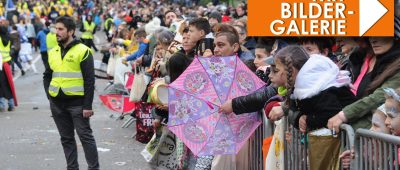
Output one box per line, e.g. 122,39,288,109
248,0,394,36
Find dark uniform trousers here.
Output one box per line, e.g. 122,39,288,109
50,101,99,170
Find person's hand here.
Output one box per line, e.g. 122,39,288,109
219,99,233,114
156,104,168,111
269,106,284,121
327,111,347,133
83,110,94,118
339,149,354,169
285,130,292,143
202,49,213,57
109,48,117,53
153,119,161,128
168,41,178,53
136,56,143,65
299,115,307,133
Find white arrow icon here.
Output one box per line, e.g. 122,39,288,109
359,0,388,36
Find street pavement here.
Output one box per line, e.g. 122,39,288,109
0,31,154,170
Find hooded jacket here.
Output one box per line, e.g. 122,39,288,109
292,55,356,130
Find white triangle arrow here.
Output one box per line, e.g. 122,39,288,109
359,0,388,36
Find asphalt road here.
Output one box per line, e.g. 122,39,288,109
0,31,154,170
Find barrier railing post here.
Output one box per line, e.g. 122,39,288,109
339,124,355,170
355,129,400,170
283,116,308,170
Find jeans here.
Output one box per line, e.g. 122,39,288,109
50,101,99,170
0,97,14,109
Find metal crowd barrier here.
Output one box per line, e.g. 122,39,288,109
248,111,274,170
248,122,264,170
284,117,308,170
247,112,400,170
339,124,356,170
247,114,377,170
355,129,400,170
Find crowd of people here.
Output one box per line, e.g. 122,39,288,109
0,0,399,169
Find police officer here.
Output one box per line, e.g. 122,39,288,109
81,14,98,52
43,16,99,170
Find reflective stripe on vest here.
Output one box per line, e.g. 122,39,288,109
52,72,82,78
82,21,95,39
48,43,91,97
0,37,11,63
48,85,84,93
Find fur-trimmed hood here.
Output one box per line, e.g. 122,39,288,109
293,54,351,100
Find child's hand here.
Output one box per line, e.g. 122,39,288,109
219,99,233,114
299,115,307,133
339,149,354,169
269,106,284,121
285,130,292,143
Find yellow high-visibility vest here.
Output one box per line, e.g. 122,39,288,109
48,43,92,97
0,37,11,63
82,21,96,39
104,18,113,30
46,32,58,51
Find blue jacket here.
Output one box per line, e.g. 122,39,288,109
36,29,50,52
126,41,149,61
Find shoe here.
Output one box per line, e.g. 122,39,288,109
0,108,5,112
21,70,25,76
8,107,15,112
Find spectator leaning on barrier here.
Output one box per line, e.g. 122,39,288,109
328,37,400,132
294,55,356,169
123,28,149,62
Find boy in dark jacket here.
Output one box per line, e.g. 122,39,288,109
188,18,214,57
